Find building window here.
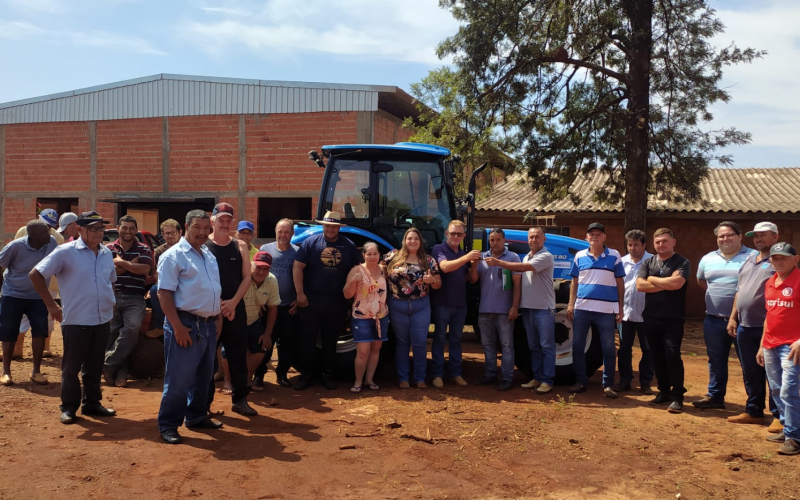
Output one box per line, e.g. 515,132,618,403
257,197,312,238
37,198,79,217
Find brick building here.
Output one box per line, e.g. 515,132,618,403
476,168,800,319
0,74,415,243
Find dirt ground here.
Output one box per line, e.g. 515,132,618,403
0,321,798,500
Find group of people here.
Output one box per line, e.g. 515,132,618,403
0,206,797,456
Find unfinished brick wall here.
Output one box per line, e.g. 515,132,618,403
96,118,163,192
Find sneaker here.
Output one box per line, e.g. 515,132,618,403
321,377,337,391
102,370,115,386
521,379,541,389
294,376,311,391
452,376,468,387
398,381,410,389
115,378,128,388
0,374,12,386
432,377,444,388
568,383,587,394
767,432,785,443
416,381,427,389
778,438,800,456
648,393,671,406
604,387,619,399
668,400,684,414
476,376,496,386
535,383,553,394
768,419,784,434
497,381,512,391
727,413,765,425
640,385,654,395
692,396,725,409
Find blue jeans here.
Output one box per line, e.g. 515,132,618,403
149,284,164,329
764,344,800,442
703,315,735,401
105,293,146,379
736,325,778,418
522,308,556,385
390,296,430,383
572,309,617,387
618,320,654,386
478,313,515,383
157,312,217,432
432,305,467,378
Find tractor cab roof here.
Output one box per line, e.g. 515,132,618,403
321,142,451,157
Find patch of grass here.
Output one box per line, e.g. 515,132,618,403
688,352,697,357
553,394,575,411
762,453,772,461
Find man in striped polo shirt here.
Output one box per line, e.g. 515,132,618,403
567,222,625,397
694,221,754,409
103,215,153,388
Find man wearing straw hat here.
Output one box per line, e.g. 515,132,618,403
293,211,361,390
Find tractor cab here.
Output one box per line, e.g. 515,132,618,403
296,143,457,252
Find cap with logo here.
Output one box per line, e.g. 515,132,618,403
212,202,234,218
39,208,58,228
587,222,605,234
745,222,778,237
769,242,797,258
76,211,110,227
237,220,254,232
58,212,78,232
314,210,346,226
253,251,273,268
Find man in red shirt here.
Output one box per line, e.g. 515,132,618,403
758,242,800,455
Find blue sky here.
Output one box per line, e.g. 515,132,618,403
1,0,796,168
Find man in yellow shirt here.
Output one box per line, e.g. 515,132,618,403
244,251,281,390
236,221,258,261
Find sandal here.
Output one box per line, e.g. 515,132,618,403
221,387,233,395
350,386,362,393
366,383,379,391
30,373,48,385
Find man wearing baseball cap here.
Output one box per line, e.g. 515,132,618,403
204,202,257,416
726,222,781,428
236,221,258,261
243,251,281,390
58,212,79,242
757,242,800,455
30,211,117,425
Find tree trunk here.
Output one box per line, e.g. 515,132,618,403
622,0,653,238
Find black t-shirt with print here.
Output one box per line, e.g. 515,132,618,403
295,232,361,298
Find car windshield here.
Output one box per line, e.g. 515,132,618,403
321,158,452,249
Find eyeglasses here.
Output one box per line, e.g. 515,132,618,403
717,233,738,240
448,232,465,237
162,231,178,237
86,226,104,233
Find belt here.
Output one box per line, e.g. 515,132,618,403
177,310,216,322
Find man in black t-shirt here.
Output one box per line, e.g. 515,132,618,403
292,211,361,390
636,228,691,414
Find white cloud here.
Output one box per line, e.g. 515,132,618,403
711,0,800,149
180,0,459,64
0,19,166,55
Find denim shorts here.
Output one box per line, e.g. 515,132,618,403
352,317,390,343
0,296,49,341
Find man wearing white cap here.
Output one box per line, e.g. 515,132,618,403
726,222,781,429
58,212,79,242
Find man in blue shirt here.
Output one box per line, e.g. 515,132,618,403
694,221,754,409
616,229,654,394
156,209,224,444
30,211,117,425
0,220,58,386
567,222,625,397
293,211,361,391
430,220,480,388
257,218,299,388
476,229,521,391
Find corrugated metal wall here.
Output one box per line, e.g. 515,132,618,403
0,78,382,124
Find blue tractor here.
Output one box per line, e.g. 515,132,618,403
294,142,602,384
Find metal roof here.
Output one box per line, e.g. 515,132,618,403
0,73,418,124
478,167,800,214
321,142,451,157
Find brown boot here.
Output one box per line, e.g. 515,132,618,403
768,418,785,434
727,413,764,425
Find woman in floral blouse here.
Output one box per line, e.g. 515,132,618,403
344,242,389,393
385,228,441,388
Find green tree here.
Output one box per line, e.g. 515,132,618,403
426,0,763,232
404,67,516,198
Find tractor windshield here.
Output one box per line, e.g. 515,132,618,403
321,158,453,250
